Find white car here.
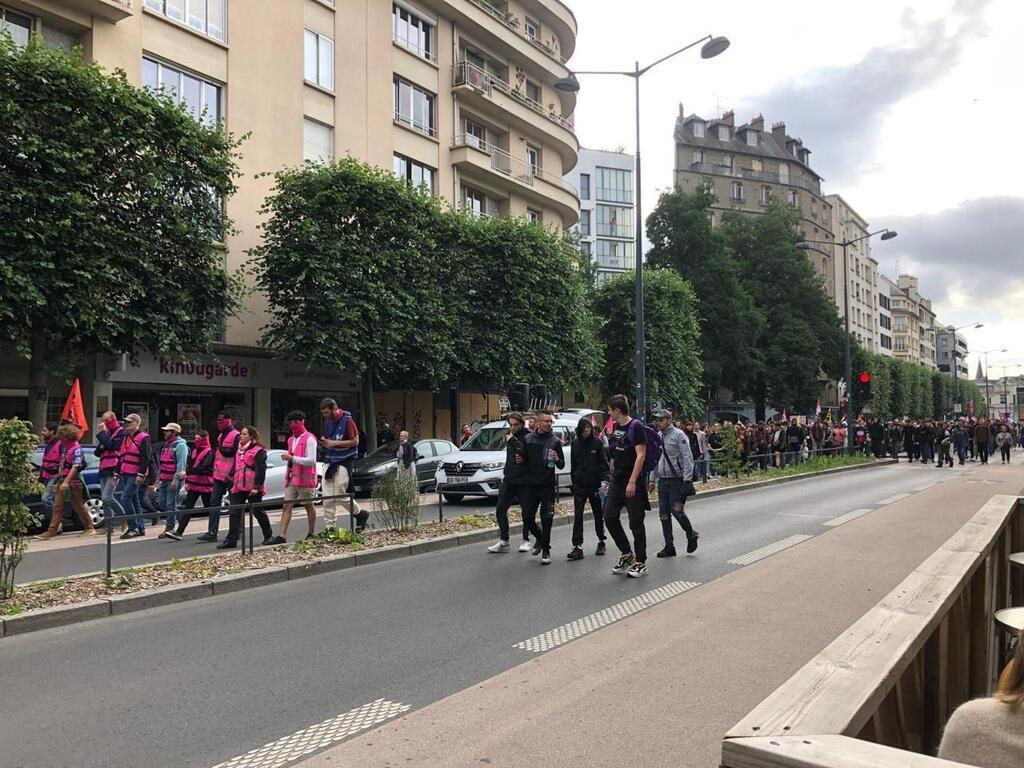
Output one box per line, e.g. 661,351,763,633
434,416,580,502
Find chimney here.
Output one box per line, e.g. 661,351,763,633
750,114,764,131
720,109,734,126
679,102,685,118
772,121,786,142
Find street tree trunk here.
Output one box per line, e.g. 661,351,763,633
362,367,377,452
27,330,49,431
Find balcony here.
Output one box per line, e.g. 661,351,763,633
451,133,579,227
689,161,823,196
452,60,578,166
59,0,132,21
465,0,572,64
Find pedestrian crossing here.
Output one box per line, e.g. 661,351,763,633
727,535,812,566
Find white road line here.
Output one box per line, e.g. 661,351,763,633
912,483,936,491
212,699,411,768
727,535,812,566
876,493,911,505
823,508,874,528
512,580,700,653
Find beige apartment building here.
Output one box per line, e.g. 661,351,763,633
673,106,836,296
888,274,937,369
0,0,579,443
827,194,880,353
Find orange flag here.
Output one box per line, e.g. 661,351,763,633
60,378,88,436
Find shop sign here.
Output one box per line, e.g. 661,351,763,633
104,354,358,391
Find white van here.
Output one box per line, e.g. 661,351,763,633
434,415,582,502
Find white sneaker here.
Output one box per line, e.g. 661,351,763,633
518,540,532,553
488,540,511,553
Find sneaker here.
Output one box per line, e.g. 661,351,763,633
260,537,275,546
531,544,543,557
158,529,171,539
626,561,648,579
595,541,607,556
120,529,143,540
267,536,287,545
518,540,532,553
612,553,635,575
540,551,552,565
566,546,584,561
196,532,217,543
686,532,700,554
216,540,237,550
656,545,677,558
305,533,315,540
80,528,97,537
164,530,182,541
488,540,511,553
355,511,370,532
34,530,57,541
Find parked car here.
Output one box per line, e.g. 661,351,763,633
25,445,103,532
434,417,576,502
177,448,327,512
351,438,457,497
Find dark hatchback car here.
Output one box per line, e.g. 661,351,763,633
350,438,457,497
25,445,103,532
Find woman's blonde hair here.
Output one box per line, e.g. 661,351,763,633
995,627,1024,705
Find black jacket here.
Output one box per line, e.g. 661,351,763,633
396,441,419,469
503,426,531,485
523,430,565,492
570,432,608,492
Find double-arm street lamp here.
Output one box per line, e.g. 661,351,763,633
946,322,983,415
798,229,897,453
980,347,1008,415
555,34,731,417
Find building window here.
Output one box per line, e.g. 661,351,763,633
745,130,757,147
0,6,31,46
778,163,789,183
692,150,704,165
691,120,704,138
526,208,541,223
720,154,733,170
303,118,333,162
40,20,81,53
526,144,541,176
595,167,632,203
392,3,434,61
787,189,798,206
596,239,634,270
730,181,744,202
580,209,591,236
463,186,488,217
524,15,539,41
894,336,907,351
145,0,226,41
580,240,591,257
525,79,542,103
464,118,486,149
760,186,770,205
393,153,435,194
880,334,892,350
142,57,222,126
393,76,435,136
880,314,891,330
894,316,908,331
304,28,335,90
597,204,631,237
718,125,730,141
579,173,590,200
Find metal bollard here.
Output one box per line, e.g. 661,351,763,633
438,485,444,523
348,496,355,534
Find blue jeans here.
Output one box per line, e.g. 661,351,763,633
41,478,57,518
100,474,118,501
115,475,145,532
657,477,696,547
157,480,178,529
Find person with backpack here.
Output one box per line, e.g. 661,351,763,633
166,429,215,540
114,413,151,539
518,411,564,565
268,410,319,544
603,394,655,579
318,398,365,532
566,416,609,560
34,424,95,539
650,408,698,558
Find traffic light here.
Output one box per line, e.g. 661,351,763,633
853,371,872,407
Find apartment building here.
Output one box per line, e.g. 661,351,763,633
673,105,836,296
564,147,634,284
877,275,894,357
827,195,880,353
0,0,579,442
935,324,970,377
888,274,937,369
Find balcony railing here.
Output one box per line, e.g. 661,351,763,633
466,0,569,64
452,133,579,197
393,110,435,138
452,60,575,134
690,161,822,196
596,222,633,238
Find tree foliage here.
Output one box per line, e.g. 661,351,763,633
0,38,242,400
0,418,41,600
595,268,703,418
852,348,984,419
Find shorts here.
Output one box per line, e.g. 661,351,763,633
284,485,315,502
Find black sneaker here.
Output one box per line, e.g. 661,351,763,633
540,551,552,565
196,532,217,543
164,530,182,542
612,553,635,575
595,541,607,556
531,544,543,557
626,561,648,579
686,532,700,554
355,511,370,532
267,536,287,545
656,545,677,558
566,546,584,561
305,533,315,540
216,540,237,550
119,529,142,540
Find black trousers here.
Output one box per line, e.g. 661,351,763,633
208,479,230,534
1000,445,1011,462
175,490,213,534
495,481,529,542
936,444,953,467
603,479,647,563
226,492,272,544
520,484,555,552
978,443,989,464
571,488,606,547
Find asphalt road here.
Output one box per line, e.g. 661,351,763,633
0,461,964,768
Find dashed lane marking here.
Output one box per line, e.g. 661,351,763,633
512,580,701,653
875,493,911,505
727,535,813,566
823,508,874,528
212,698,411,768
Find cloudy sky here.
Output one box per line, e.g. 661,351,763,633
570,0,1022,376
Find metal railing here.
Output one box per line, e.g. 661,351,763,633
452,60,575,134
466,0,569,64
689,161,823,196
392,34,437,63
393,109,435,138
452,133,579,197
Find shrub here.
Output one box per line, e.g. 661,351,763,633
372,469,420,531
0,418,42,600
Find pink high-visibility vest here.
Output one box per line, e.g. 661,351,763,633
286,432,318,488
213,428,240,482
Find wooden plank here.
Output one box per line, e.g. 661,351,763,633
722,735,977,768
922,616,949,756
896,654,925,754
968,553,994,698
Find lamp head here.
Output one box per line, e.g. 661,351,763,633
554,75,581,93
880,230,897,241
701,36,731,59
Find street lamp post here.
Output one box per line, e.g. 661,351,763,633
555,34,730,417
947,322,983,416
798,229,897,454
980,347,1007,416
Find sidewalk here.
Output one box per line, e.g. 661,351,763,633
296,460,1024,767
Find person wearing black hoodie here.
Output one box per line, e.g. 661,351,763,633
567,417,609,560
487,412,533,553
520,412,565,565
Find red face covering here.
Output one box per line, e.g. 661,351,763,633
289,421,306,437
105,416,120,431
194,435,211,450
216,418,231,432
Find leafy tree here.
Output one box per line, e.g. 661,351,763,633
646,186,764,401
0,418,41,600
719,204,845,421
0,38,241,429
595,268,703,417
891,359,911,417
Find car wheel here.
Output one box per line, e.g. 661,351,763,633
442,493,464,503
85,497,105,528
422,481,436,493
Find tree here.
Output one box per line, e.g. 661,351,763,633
0,418,40,600
595,268,703,418
0,39,241,429
719,204,845,421
646,186,764,401
249,158,455,450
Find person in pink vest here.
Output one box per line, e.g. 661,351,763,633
165,430,215,541
156,422,188,538
114,413,151,538
37,422,63,525
94,411,126,503
197,412,241,542
219,426,273,548
35,424,96,539
268,410,319,544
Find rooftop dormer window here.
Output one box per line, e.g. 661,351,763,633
718,125,730,141
745,130,757,147
691,120,704,138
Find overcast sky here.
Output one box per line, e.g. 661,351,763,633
570,0,1022,377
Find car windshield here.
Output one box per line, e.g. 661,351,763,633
460,427,509,452
367,441,399,458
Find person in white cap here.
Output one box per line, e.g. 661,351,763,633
157,422,188,538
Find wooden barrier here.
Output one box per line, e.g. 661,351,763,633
722,494,1023,767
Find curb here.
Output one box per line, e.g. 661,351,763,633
0,459,889,639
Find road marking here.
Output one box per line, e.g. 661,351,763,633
727,535,812,566
876,493,911,505
512,580,700,653
823,508,874,528
212,698,411,768
912,483,935,491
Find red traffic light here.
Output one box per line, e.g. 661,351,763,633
857,371,872,384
